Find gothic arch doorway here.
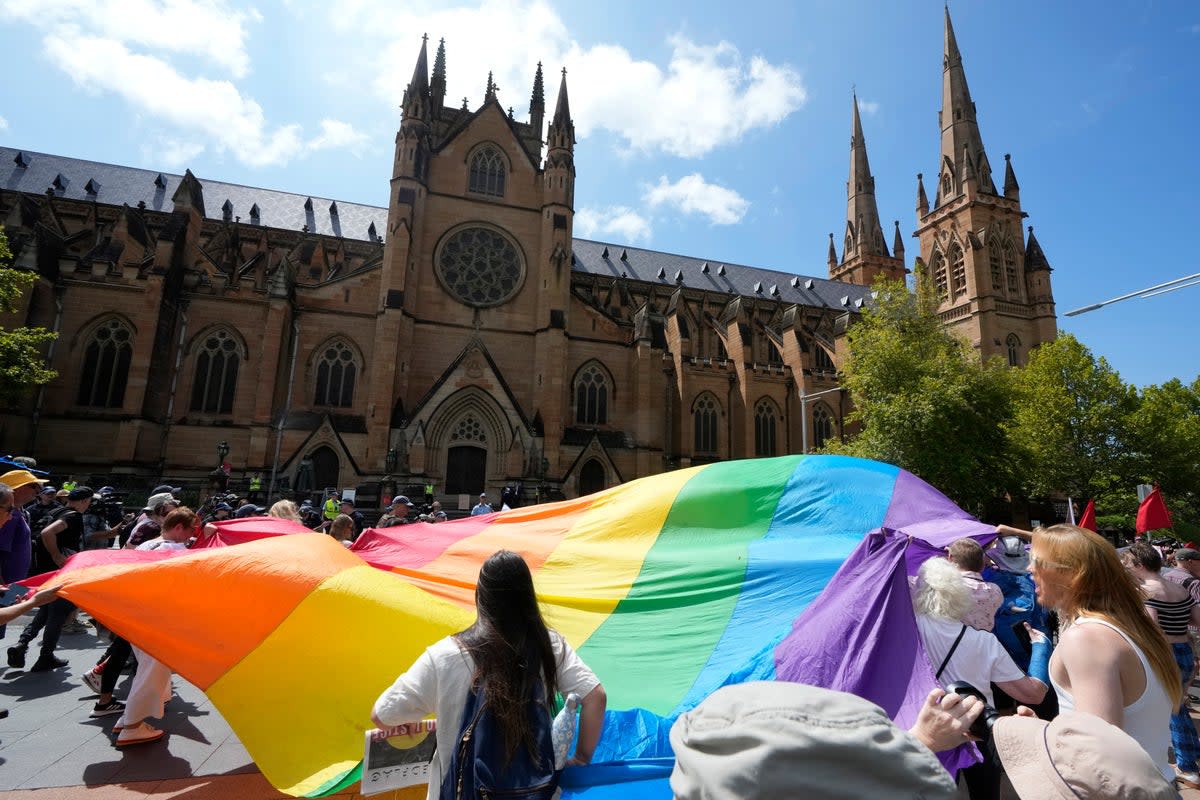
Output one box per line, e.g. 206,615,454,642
310,446,340,491
446,445,487,495
579,459,607,496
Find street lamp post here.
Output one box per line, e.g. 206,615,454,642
799,386,846,454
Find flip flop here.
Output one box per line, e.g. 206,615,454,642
116,725,165,747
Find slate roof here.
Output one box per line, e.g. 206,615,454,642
0,146,872,310
571,239,872,311
0,147,386,241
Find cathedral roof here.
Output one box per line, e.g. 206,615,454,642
571,239,872,311
1,146,872,310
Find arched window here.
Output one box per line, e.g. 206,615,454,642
812,403,835,450
930,252,948,300
579,459,606,496
468,146,505,197
949,243,966,297
190,329,241,414
314,341,358,407
1004,242,1020,300
814,346,835,372
988,238,1003,291
77,318,133,408
574,363,610,425
754,399,778,457
693,393,720,455
1006,333,1021,367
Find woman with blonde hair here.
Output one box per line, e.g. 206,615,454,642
267,500,302,523
1030,524,1178,782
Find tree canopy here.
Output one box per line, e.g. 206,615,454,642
0,227,57,408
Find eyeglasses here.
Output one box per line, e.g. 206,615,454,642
1030,554,1068,571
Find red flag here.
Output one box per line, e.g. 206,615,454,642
1078,499,1097,532
1136,487,1172,533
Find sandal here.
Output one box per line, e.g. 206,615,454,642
116,722,165,747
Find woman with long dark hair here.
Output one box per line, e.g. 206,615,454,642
372,550,607,799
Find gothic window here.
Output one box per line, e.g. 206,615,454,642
1004,242,1020,300
449,413,488,443
468,146,505,197
930,252,948,300
949,243,967,297
436,226,525,308
574,363,610,425
1006,333,1021,367
314,341,357,407
190,329,241,414
812,403,835,450
754,399,779,457
988,238,1003,291
77,318,133,408
814,346,835,372
693,393,720,455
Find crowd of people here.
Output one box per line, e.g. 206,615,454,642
0,460,1195,797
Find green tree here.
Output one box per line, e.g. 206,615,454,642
1126,377,1200,533
828,272,1016,512
1007,334,1137,510
0,226,57,407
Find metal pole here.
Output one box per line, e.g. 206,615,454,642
1065,271,1200,317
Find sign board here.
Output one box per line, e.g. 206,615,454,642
362,721,437,795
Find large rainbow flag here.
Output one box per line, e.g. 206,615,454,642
41,454,993,797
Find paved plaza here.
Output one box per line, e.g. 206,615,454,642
0,609,1197,799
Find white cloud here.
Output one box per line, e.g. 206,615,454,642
332,0,806,158
0,115,8,132
575,206,652,243
644,173,749,225
0,0,258,77
857,99,880,115
43,34,364,168
307,119,371,154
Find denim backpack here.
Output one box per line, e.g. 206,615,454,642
440,678,560,800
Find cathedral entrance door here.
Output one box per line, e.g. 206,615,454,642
310,446,340,493
446,445,486,494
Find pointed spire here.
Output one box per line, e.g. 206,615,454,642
916,172,929,216
827,233,838,268
892,220,905,259
960,143,977,187
844,92,887,259
431,37,447,111
938,7,994,204
548,68,575,152
1003,153,1020,200
485,71,497,102
529,61,546,136
1025,226,1051,272
402,35,431,123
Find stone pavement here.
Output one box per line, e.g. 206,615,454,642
1,610,1199,799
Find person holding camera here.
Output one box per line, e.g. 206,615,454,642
913,556,1050,800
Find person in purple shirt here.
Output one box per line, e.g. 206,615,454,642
0,470,46,585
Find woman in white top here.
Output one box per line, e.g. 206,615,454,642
372,550,607,800
1029,524,1179,783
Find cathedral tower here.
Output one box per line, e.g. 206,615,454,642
830,93,906,285
914,9,1056,365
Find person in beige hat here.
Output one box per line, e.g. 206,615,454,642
993,710,1176,799
669,681,984,800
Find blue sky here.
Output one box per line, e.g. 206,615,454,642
1,0,1197,388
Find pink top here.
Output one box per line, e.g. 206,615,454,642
960,571,1002,631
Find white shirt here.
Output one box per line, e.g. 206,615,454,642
917,613,1025,707
135,538,189,552
373,631,600,800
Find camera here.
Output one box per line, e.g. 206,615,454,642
944,681,1001,741
89,492,128,526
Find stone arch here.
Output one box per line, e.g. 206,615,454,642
426,387,513,489
570,359,615,426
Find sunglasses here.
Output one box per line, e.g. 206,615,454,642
1029,554,1068,571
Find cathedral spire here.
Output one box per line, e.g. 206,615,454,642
529,62,546,138
938,7,994,203
402,35,431,123
431,38,447,112
827,232,838,270
484,71,497,103
547,68,574,152
844,92,887,260
916,173,929,217
892,220,905,262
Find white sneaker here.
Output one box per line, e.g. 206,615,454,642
1176,767,1200,789
81,669,103,694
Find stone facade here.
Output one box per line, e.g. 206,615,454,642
0,14,1053,504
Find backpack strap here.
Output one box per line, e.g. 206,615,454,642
935,624,968,680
